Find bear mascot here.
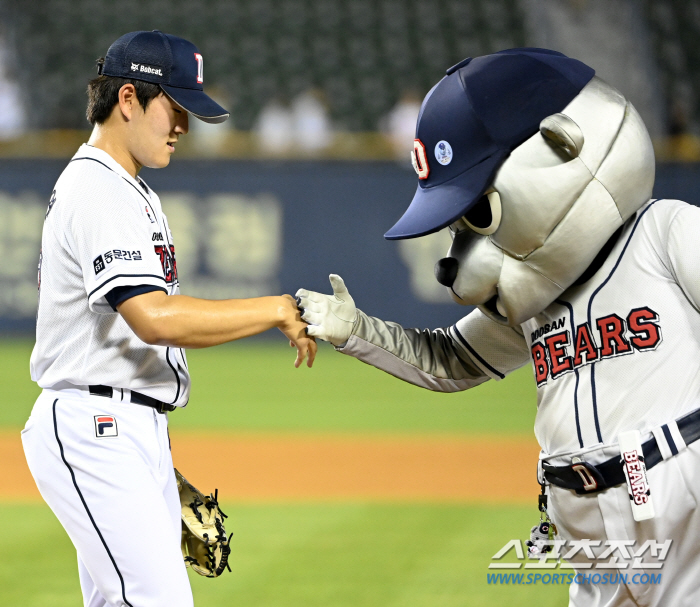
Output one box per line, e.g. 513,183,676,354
296,48,700,606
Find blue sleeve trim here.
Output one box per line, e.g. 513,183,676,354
452,325,505,379
105,284,167,311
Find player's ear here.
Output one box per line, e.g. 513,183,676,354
117,83,137,121
539,113,584,159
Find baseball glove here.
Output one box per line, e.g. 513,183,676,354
175,468,231,577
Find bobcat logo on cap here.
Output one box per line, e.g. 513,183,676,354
130,62,163,77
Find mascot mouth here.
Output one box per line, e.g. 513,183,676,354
483,294,507,322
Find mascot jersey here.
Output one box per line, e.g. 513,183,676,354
337,198,700,460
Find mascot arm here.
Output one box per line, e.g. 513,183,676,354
336,307,529,393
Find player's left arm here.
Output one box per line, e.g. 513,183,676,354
117,290,316,367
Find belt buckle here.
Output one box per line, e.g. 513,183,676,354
571,458,605,493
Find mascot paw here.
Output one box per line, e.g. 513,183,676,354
295,274,357,347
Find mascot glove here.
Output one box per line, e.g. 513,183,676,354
295,274,357,347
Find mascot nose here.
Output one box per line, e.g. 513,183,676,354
434,257,459,287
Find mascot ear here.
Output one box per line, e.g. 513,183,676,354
539,113,584,159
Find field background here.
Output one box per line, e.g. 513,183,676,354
0,338,570,606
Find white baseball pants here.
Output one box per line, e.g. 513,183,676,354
22,388,193,607
548,440,700,607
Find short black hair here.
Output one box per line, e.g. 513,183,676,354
86,58,162,125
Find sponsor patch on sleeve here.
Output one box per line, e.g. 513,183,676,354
93,255,105,275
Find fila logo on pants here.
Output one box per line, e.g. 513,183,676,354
94,415,118,438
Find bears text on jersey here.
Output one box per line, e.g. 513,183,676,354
531,307,662,386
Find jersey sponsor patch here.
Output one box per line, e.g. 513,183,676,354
94,415,118,437
97,249,143,267
93,254,105,275
531,306,662,386
145,205,156,223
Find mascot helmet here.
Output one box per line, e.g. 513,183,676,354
386,48,655,326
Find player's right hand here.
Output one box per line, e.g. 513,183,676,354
278,294,317,368
295,274,357,347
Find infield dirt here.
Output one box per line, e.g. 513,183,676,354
1,430,539,502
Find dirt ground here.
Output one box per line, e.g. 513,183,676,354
0,430,540,502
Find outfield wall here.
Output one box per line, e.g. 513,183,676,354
0,160,698,334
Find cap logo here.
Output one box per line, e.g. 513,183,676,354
434,140,453,166
194,53,203,84
411,139,430,180
130,62,163,77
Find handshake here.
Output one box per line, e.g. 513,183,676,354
295,274,357,347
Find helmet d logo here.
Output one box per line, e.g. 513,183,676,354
411,139,430,180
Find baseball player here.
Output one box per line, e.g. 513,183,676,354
22,30,315,607
296,49,700,606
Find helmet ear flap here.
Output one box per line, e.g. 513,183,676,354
539,113,584,158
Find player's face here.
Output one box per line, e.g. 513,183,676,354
130,93,189,169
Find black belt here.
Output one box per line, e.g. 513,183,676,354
89,385,177,414
543,406,700,494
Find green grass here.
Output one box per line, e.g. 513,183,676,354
0,339,538,434
0,502,568,607
0,339,553,606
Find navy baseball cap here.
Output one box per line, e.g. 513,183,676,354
100,30,229,124
384,48,595,240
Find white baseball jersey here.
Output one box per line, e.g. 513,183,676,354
30,143,190,407
339,198,700,458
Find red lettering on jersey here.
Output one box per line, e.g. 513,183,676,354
627,307,662,351
531,342,549,385
168,244,178,282
573,323,599,366
154,244,178,284
545,331,573,378
596,314,632,357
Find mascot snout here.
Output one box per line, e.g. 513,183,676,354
434,257,458,287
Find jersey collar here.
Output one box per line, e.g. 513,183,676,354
74,144,149,194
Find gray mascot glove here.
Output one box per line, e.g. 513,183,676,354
295,274,357,347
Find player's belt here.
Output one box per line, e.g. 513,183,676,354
89,385,177,414
542,406,700,494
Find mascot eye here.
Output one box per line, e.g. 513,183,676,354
463,191,502,236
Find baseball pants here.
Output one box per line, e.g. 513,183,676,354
22,388,193,607
548,440,700,607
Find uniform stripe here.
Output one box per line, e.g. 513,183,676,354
662,424,679,455
165,347,181,405
452,325,505,379
52,399,133,607
590,365,604,444
88,273,166,300
555,299,584,448
586,200,660,444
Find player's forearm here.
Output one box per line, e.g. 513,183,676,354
119,292,299,348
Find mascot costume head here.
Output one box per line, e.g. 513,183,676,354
385,48,655,326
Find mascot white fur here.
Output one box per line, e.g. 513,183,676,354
297,49,700,606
